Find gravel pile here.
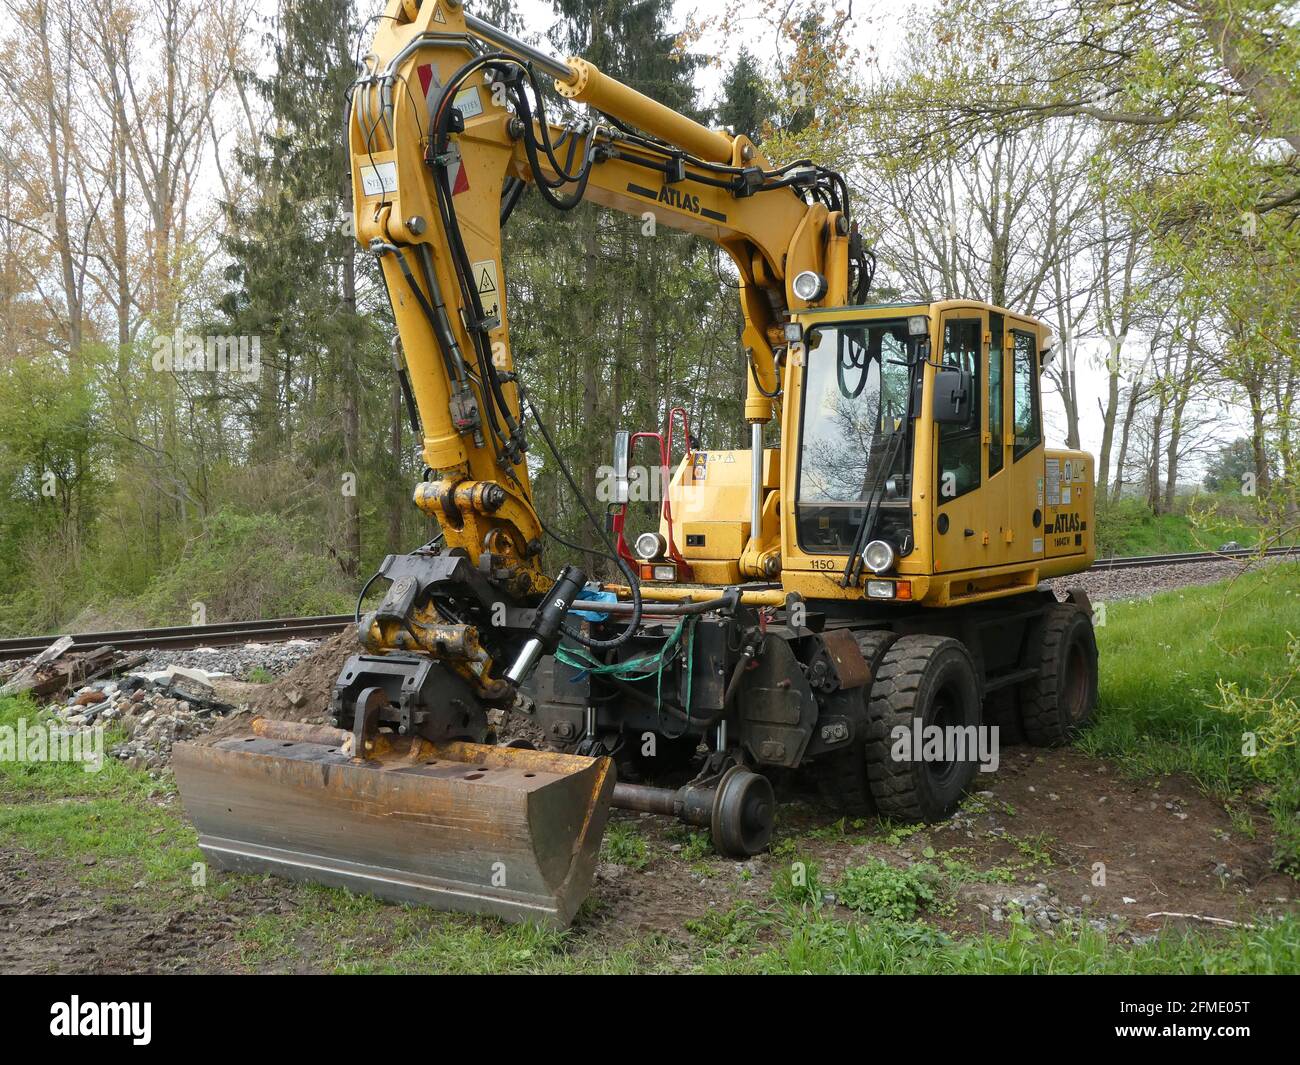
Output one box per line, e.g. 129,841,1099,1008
1043,557,1282,604
139,639,323,680
975,885,1131,936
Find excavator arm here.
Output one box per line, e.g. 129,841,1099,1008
173,2,866,925
349,2,863,596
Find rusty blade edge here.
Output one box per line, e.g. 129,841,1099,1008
197,834,570,924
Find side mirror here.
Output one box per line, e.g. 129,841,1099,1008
933,368,972,425
612,429,630,505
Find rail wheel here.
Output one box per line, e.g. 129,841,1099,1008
815,630,898,816
863,634,982,821
710,765,775,858
1019,603,1098,746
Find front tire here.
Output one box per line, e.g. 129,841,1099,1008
863,635,982,821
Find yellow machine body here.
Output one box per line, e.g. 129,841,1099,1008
175,1,1098,927
660,300,1093,606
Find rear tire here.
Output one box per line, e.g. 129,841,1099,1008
863,635,982,822
1019,603,1098,746
816,630,898,816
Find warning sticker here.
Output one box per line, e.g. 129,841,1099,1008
359,160,398,197
471,259,500,322
1045,458,1061,507
1032,537,1044,554
1062,485,1072,506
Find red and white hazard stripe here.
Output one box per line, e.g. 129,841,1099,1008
416,62,469,195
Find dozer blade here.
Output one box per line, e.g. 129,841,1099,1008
173,728,615,927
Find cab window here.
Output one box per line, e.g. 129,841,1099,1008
988,314,1004,477
937,319,981,504
1012,330,1041,458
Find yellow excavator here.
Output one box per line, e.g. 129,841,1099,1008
174,1,1098,926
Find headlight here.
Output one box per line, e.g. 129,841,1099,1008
792,270,827,302
908,315,928,336
634,531,666,562
862,539,896,574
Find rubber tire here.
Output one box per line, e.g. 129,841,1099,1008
863,634,982,822
816,630,898,816
1019,603,1098,747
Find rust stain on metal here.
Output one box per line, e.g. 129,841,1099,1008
821,629,870,689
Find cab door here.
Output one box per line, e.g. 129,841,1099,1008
1004,318,1047,566
932,308,1011,574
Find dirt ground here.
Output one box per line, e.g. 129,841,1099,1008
5,614,1296,973
588,747,1294,943
1,741,1293,974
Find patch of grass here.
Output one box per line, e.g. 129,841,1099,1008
805,815,871,844
1001,830,1057,867
245,667,275,684
666,825,713,861
234,886,637,974
601,821,650,870
940,857,1018,886
836,859,943,921
1095,497,1264,558
710,911,1300,974
685,902,767,949
875,819,925,847
0,696,202,899
1082,564,1300,870
771,854,824,907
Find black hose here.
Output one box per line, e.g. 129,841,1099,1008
515,382,642,650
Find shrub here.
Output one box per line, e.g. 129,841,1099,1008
837,859,942,921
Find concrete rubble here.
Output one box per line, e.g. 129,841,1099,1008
45,665,238,773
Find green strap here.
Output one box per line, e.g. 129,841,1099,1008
555,614,698,722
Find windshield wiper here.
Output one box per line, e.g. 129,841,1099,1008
841,425,907,588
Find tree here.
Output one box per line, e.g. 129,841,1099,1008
220,0,386,579
1204,437,1263,494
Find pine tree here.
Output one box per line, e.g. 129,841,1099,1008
220,0,386,579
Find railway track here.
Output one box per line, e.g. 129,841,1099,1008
1091,544,1296,570
0,614,353,662
1,546,1294,662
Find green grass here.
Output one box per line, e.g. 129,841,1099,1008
234,885,667,974
602,820,651,870
0,696,204,900
705,909,1300,974
1084,563,1300,867
837,859,943,921
1094,497,1267,557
